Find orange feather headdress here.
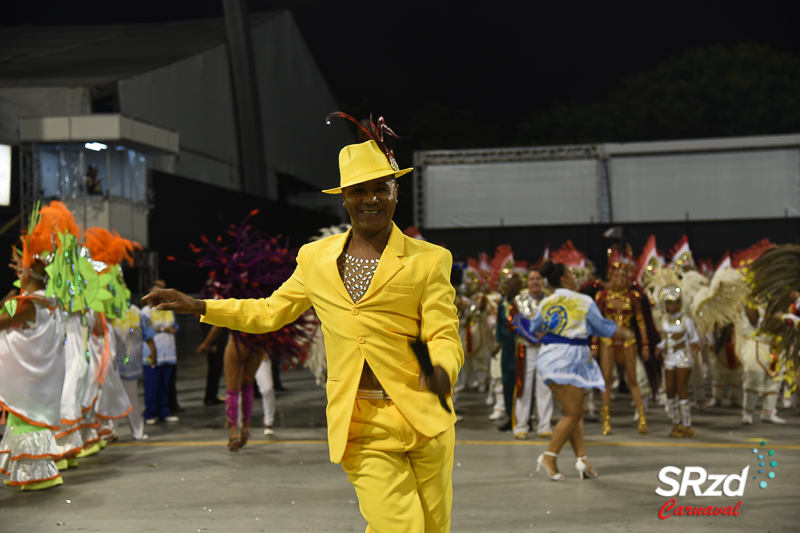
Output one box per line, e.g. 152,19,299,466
22,201,80,268
83,227,142,270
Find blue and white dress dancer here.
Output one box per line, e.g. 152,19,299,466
515,261,616,481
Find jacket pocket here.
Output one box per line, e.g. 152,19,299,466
386,284,415,295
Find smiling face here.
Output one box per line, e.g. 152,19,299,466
527,270,544,296
342,177,398,237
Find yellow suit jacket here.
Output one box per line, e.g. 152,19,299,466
201,223,464,463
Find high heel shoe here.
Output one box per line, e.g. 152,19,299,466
600,406,612,435
228,434,241,452
575,456,598,480
637,405,648,434
536,451,565,481
240,426,250,448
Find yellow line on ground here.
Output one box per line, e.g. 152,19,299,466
110,439,328,447
109,439,800,451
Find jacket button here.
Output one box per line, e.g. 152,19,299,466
352,309,359,316
357,336,365,344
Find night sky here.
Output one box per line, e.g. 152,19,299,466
4,0,800,141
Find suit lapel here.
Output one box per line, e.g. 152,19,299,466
321,231,354,304
359,224,406,304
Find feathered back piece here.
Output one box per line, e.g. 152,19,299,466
84,227,142,268
478,252,496,292
551,241,594,285
635,235,662,284
531,245,549,270
669,235,694,270
490,245,515,280
696,259,714,277
22,200,80,268
733,239,774,272
644,267,683,308
681,271,709,312
193,210,316,367
691,267,749,335
551,241,585,268
715,251,732,272
326,112,401,171
748,244,800,362
749,244,800,319
465,258,484,291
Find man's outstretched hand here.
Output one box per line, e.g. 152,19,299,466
141,288,206,315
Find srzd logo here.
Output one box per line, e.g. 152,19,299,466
655,466,748,519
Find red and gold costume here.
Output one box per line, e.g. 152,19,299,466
595,287,650,363
594,245,652,436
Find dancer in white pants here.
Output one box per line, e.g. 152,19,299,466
514,343,554,438
513,269,553,439
254,358,276,435
739,308,785,424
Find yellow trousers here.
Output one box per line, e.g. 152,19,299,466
341,398,455,533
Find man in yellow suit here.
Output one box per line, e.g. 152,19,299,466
143,122,464,533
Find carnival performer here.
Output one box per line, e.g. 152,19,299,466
455,262,490,394
512,267,553,439
704,325,742,408
38,205,110,465
84,227,139,441
697,253,741,408
141,288,180,426
144,112,463,532
668,236,707,407
741,242,800,424
305,316,327,387
77,309,106,457
737,305,785,424
595,246,651,435
477,255,505,420
549,241,603,422
485,292,506,421
0,206,69,490
649,269,700,438
189,211,314,450
515,261,616,481
111,304,148,440
253,357,276,437
697,242,786,425
496,273,522,432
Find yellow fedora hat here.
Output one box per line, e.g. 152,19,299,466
322,140,413,194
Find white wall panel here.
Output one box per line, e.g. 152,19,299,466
609,149,800,222
424,159,601,228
